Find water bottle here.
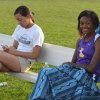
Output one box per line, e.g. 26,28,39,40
0,82,7,87
44,62,49,68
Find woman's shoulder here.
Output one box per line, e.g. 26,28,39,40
75,38,82,47
77,37,83,43
94,34,100,49
32,24,43,34
15,25,23,30
33,24,42,30
95,33,100,42
15,25,22,28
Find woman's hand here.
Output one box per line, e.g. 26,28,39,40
62,62,71,66
7,46,17,55
2,45,9,52
2,45,17,55
62,62,78,68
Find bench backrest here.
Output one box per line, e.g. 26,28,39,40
38,43,74,66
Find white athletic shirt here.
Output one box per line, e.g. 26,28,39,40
12,24,44,52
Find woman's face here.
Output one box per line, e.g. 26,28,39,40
79,16,94,36
15,13,31,28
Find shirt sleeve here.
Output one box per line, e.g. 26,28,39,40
33,29,44,47
12,25,20,41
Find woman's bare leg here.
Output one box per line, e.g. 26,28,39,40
0,51,21,72
0,63,11,72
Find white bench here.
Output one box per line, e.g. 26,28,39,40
0,33,99,83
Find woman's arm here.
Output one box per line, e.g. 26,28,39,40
2,40,18,52
62,38,80,65
12,45,41,59
87,37,100,73
4,39,41,59
6,45,41,59
72,38,80,63
13,40,19,49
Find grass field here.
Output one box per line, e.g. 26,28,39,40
0,0,100,99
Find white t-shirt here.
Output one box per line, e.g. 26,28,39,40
12,24,44,52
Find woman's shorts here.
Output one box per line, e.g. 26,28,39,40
17,56,32,72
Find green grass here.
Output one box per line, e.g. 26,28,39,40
0,0,100,99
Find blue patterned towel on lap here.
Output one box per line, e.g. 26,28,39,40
29,64,100,100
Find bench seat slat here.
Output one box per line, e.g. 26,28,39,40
6,72,38,83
